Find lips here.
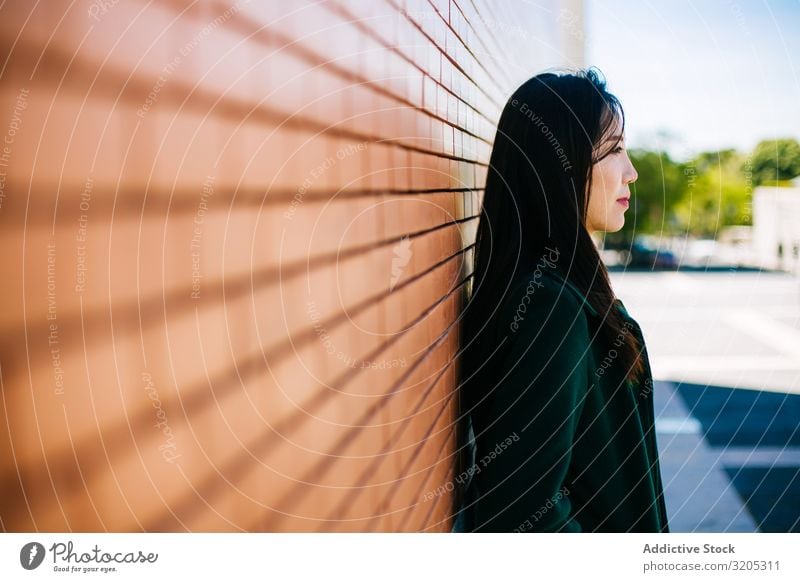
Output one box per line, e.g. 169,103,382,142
616,197,629,208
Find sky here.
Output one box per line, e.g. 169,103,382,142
586,0,800,161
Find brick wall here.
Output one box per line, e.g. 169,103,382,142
0,0,580,532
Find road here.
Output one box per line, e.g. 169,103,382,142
611,269,800,532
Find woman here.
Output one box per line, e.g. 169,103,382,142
457,69,669,532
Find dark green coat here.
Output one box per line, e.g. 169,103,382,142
464,268,669,532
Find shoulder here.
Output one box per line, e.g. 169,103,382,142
499,268,592,342
491,270,596,401
502,267,598,323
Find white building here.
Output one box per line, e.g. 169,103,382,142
752,180,800,273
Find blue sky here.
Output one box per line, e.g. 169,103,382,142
586,0,800,160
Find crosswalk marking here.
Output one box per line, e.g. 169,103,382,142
656,417,703,434
651,355,798,374
709,447,800,467
724,309,800,361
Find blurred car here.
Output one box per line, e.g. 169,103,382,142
624,241,678,269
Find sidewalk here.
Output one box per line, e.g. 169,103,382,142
654,380,800,532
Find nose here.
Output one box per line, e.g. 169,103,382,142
625,157,638,185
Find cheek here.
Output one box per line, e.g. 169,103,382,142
592,162,622,203
589,164,614,205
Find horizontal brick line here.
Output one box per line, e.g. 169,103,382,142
168,0,502,138
462,0,520,90
0,218,478,379
4,225,478,371
4,184,484,224
264,185,483,204
421,0,515,96
214,1,499,142
0,37,488,169
143,276,469,531
238,244,471,370
377,0,504,113
321,0,502,125
0,257,472,513
231,15,495,146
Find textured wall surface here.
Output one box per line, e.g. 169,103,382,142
0,0,578,531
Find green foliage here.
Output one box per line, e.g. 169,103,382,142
606,139,799,241
613,144,792,240
671,149,752,237
750,138,800,186
612,149,687,242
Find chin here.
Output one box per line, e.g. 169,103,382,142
588,215,625,234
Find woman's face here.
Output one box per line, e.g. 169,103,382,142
586,126,638,234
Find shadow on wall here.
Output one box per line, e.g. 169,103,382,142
0,0,576,531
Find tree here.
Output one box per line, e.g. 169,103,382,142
612,149,687,242
750,138,800,186
671,150,751,237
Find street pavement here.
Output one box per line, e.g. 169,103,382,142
611,269,800,532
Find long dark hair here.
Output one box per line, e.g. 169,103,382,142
462,68,646,391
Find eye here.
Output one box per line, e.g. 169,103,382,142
612,145,624,154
